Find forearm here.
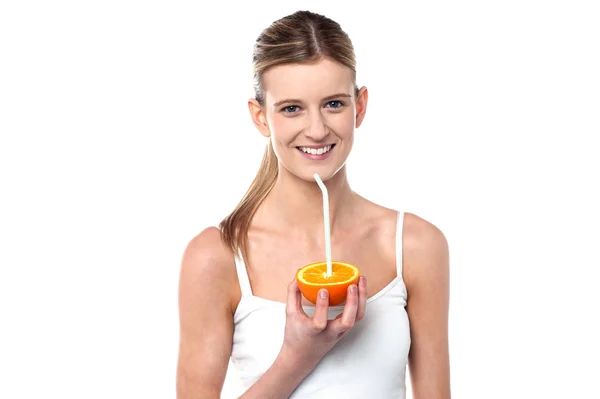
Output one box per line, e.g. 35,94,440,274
238,350,316,399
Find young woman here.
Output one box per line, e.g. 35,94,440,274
176,10,450,399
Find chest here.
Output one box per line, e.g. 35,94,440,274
244,231,397,304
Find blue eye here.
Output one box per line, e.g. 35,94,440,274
281,105,300,113
326,100,344,109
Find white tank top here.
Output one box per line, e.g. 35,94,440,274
230,211,411,398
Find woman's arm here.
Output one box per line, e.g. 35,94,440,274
404,213,451,399
176,227,236,398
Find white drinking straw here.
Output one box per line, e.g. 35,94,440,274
313,173,332,277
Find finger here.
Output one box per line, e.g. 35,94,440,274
286,279,301,317
356,276,367,321
311,289,329,331
330,284,359,335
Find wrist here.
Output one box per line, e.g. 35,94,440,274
239,346,318,399
276,344,318,376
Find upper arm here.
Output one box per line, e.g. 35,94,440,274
403,213,451,399
176,227,238,399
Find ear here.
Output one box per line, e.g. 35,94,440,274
248,98,271,138
355,86,369,128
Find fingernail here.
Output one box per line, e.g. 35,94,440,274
319,289,328,299
350,285,357,294
359,276,366,287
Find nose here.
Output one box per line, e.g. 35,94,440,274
305,112,328,141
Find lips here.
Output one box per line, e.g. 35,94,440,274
297,144,334,155
296,144,336,160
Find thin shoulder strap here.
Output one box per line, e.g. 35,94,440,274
234,250,253,296
395,211,405,278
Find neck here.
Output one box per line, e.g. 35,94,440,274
259,166,356,241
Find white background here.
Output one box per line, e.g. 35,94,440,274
1,1,599,398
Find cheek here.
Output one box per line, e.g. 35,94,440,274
328,113,355,137
269,114,302,141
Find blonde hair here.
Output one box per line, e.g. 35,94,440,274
219,10,358,256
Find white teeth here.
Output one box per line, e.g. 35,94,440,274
299,145,332,155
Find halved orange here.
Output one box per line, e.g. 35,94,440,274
296,261,360,306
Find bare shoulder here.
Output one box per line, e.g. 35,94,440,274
181,226,235,274
179,226,239,311
403,212,448,254
354,197,448,260
402,212,449,290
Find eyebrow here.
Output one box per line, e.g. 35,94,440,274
273,93,352,107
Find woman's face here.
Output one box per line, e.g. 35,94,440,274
249,58,368,183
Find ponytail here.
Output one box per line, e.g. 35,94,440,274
219,141,278,257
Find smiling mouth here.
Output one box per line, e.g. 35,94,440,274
296,144,336,155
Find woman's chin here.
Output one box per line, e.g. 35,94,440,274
293,166,345,184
